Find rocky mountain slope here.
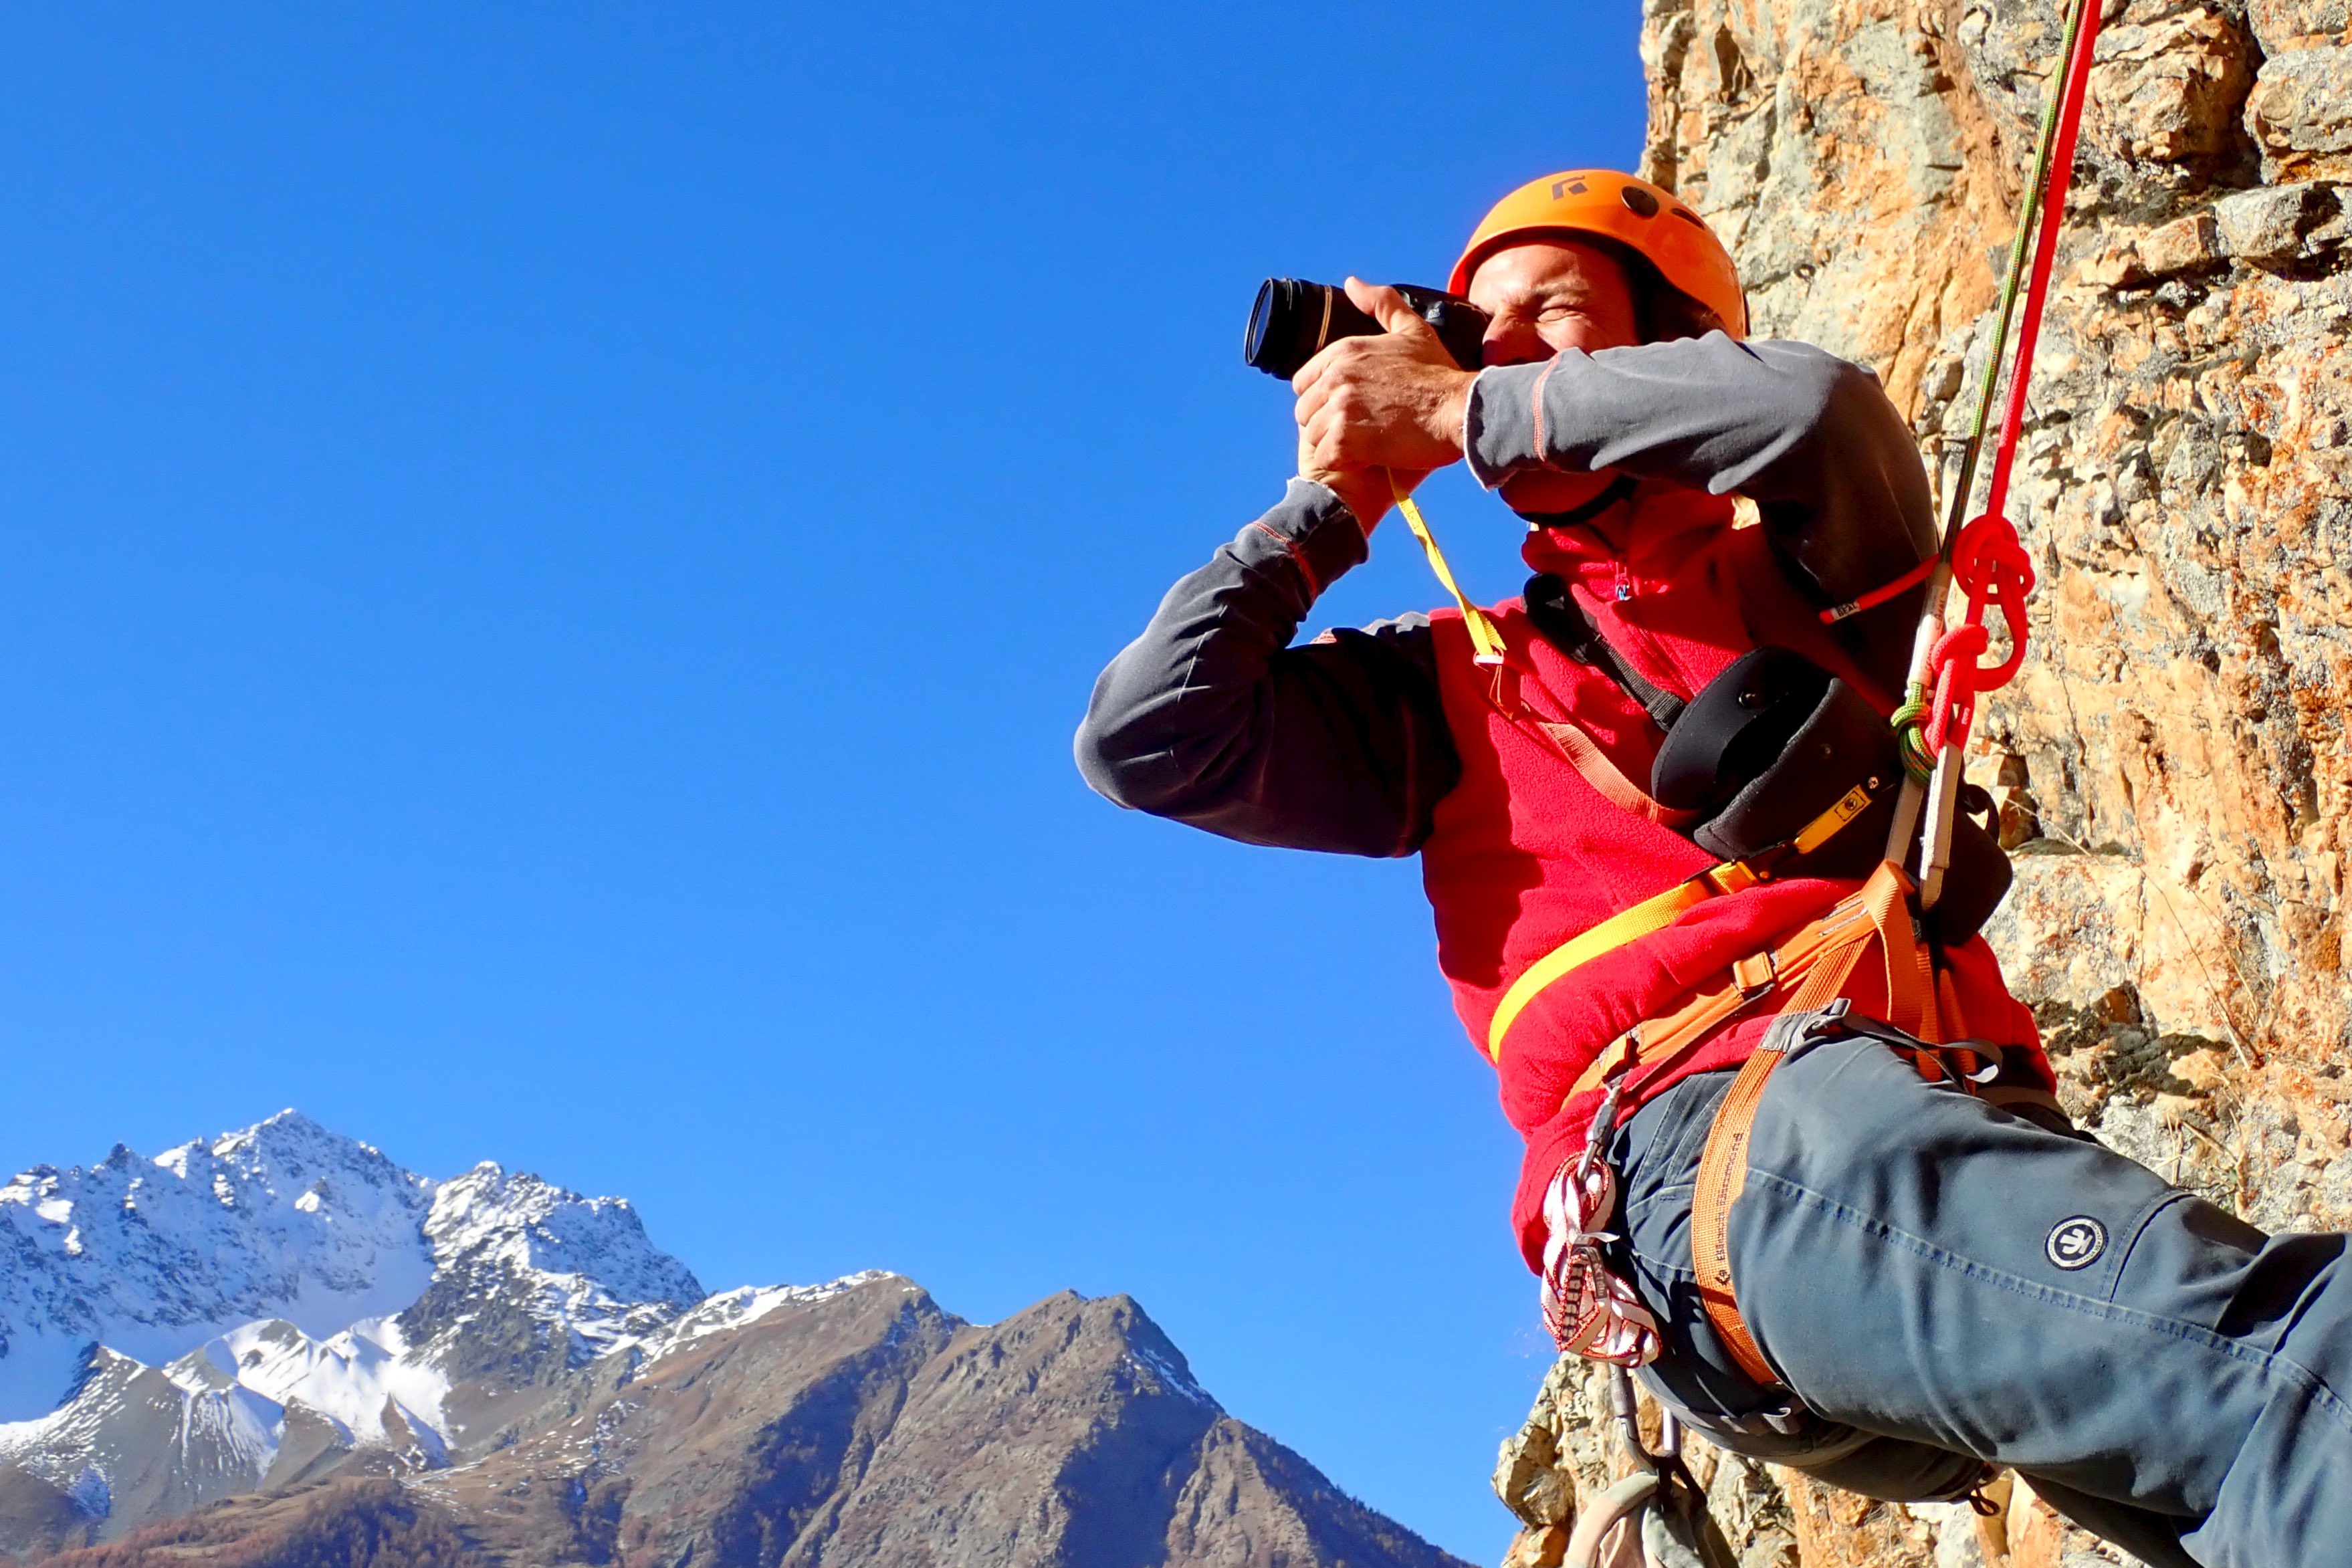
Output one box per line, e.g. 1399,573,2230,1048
0,1114,1469,1568
1497,1,2352,1565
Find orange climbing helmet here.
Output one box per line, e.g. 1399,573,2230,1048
1450,170,1749,340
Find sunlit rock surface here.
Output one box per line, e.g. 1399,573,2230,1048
1502,1,2352,1563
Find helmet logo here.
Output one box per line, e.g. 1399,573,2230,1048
1551,177,1590,199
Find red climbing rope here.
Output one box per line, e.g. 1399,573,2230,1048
1923,518,2036,752
1903,0,2103,772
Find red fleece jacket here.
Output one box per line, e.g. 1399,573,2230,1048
1413,482,2046,1272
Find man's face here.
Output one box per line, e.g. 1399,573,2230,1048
1465,239,1642,514
1465,238,1642,364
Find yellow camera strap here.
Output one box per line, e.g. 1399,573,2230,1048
1390,473,1506,666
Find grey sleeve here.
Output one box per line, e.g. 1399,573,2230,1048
1073,479,1460,858
1465,334,1937,680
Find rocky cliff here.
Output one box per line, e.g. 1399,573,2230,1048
1498,1,2352,1564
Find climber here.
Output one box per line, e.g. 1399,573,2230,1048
1074,169,2352,1568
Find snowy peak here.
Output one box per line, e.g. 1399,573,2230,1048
423,1163,702,1311
0,1116,699,1424
402,1161,704,1378
0,1115,438,1421
166,1317,448,1450
0,1113,895,1559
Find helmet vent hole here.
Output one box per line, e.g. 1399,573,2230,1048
1620,186,1660,218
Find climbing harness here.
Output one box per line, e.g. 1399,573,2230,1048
1485,789,1875,1065
1887,0,2103,908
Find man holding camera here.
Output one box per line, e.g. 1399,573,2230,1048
1075,171,2352,1567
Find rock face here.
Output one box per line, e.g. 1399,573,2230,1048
0,1116,1464,1568
1499,1,2352,1564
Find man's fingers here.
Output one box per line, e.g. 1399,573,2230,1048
1344,275,1434,339
1307,409,1345,463
1305,411,1350,471
1288,296,1468,475
1290,334,1351,396
1293,374,1329,427
1301,402,1351,461
1306,415,1370,472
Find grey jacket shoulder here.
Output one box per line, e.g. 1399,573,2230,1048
1466,334,1937,677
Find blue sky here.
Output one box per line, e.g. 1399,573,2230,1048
0,5,1647,1557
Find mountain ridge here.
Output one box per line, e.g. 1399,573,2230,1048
0,1113,1471,1568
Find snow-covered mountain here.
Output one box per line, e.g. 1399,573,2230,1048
0,1112,438,1422
0,1114,1469,1568
0,1111,718,1545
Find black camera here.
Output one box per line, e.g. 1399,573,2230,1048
1243,278,1491,380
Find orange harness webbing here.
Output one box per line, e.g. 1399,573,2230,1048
1548,855,1927,1107
1505,860,1941,1384
1687,861,1937,1384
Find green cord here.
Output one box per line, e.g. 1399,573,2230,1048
1891,683,1937,783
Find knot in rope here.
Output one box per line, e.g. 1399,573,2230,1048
1924,623,1991,755
1951,513,2037,675
1915,514,2037,757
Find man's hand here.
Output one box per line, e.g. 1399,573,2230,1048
1295,428,1427,535
1293,278,1477,479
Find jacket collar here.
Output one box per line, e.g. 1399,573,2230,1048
1519,476,1725,577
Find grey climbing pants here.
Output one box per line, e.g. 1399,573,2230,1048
1606,1028,2352,1568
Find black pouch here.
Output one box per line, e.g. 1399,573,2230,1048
1650,648,2012,943
1521,578,2012,943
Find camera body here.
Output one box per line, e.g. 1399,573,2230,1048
1244,279,1490,380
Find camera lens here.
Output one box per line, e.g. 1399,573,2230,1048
1245,278,1334,379
1244,279,1285,373
1243,277,1487,378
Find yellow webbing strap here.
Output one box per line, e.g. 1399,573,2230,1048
1485,880,1711,1062
1481,782,1885,1065
1390,474,1506,666
1485,863,1761,1064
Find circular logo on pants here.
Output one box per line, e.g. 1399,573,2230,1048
2047,1216,2108,1270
